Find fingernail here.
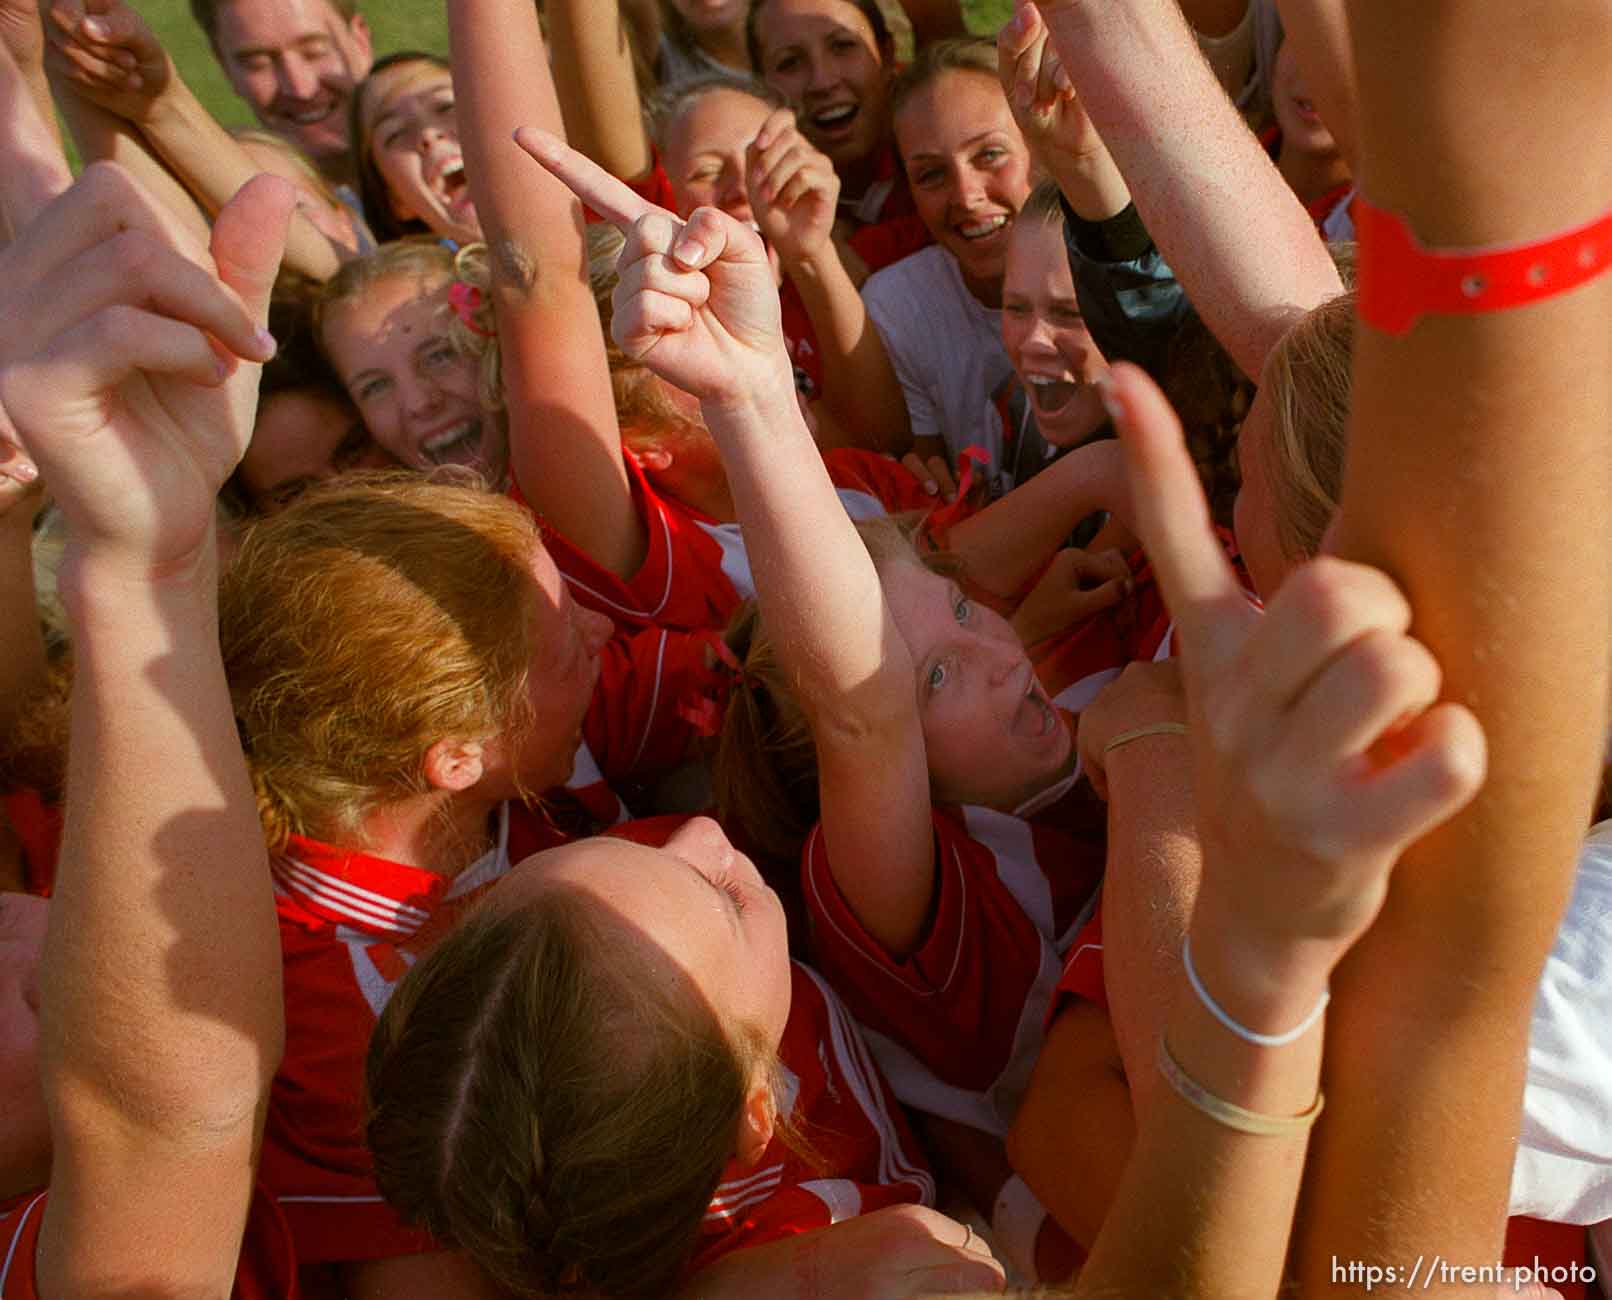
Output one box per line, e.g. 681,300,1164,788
674,239,705,267
82,15,109,37
7,459,38,484
923,480,938,495
254,327,278,359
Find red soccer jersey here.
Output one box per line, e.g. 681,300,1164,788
684,963,936,1276
260,804,538,1265
0,791,59,897
802,795,1105,1138
0,1185,300,1299
536,449,938,633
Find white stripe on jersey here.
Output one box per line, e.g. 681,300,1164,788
0,1191,46,1293
803,966,936,1204
708,1164,785,1206
705,1168,785,1221
561,499,677,620
275,859,430,937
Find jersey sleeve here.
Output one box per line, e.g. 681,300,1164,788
801,811,1048,1094
525,454,738,633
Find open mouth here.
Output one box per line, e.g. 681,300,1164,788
809,103,859,135
279,98,338,128
1025,374,1081,416
434,160,474,215
957,214,1010,242
419,419,483,468
1013,667,1059,739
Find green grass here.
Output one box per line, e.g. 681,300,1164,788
136,0,1015,131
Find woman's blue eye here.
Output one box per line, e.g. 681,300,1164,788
954,597,971,623
927,661,948,691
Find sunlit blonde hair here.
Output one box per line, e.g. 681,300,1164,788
1261,290,1354,562
220,474,542,851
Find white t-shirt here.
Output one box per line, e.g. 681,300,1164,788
1510,820,1612,1224
862,244,1012,469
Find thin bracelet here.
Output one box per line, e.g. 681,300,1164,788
1356,193,1612,336
1102,721,1187,756
1155,1036,1324,1137
1182,933,1329,1048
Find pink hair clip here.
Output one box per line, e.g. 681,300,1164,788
447,280,495,337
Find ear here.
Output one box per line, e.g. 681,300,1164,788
422,738,486,793
627,445,674,473
734,1078,776,1168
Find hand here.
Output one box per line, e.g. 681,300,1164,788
515,127,791,409
1011,545,1130,647
0,163,290,579
746,107,840,269
689,1205,1006,1298
1075,657,1186,800
900,451,959,502
1103,361,1486,978
43,0,173,124
998,0,1105,162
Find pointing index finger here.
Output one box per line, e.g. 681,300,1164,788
513,126,664,234
1103,362,1252,671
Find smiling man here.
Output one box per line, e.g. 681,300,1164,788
191,0,374,186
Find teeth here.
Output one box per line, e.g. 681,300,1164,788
812,104,856,127
958,215,1008,240
421,421,479,462
287,104,332,125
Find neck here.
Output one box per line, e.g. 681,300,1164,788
1278,146,1351,209
356,790,500,877
697,23,751,72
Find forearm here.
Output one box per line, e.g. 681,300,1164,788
1295,2,1612,1287
1077,919,1324,1298
43,552,280,1141
948,441,1122,596
0,37,71,236
1099,733,1199,1120
703,367,908,719
547,0,653,183
781,247,910,451
451,0,639,575
141,81,341,279
49,81,209,244
1040,0,1339,379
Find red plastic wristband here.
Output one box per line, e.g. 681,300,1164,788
1355,194,1612,336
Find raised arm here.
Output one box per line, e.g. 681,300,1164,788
1070,362,1483,1297
448,0,644,579
521,131,940,958
0,5,71,238
1293,1,1612,1288
42,0,345,280
0,165,290,1296
1031,0,1340,379
547,0,655,185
